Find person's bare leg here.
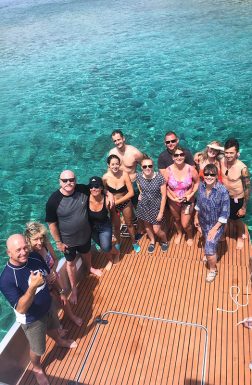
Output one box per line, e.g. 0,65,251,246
144,221,155,244
111,208,121,245
123,204,136,244
82,251,103,277
153,224,167,244
48,329,77,348
66,260,78,305
207,254,217,271
205,254,218,283
30,350,49,385
169,202,183,244
64,301,82,326
236,219,245,249
181,205,194,246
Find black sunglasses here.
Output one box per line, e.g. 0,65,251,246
165,139,177,144
173,153,185,158
204,173,217,177
61,178,75,183
142,164,153,169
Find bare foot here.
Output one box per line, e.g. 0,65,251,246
90,267,103,277
236,237,244,250
69,289,77,305
57,338,77,349
105,261,113,271
174,233,182,245
58,328,68,337
186,238,193,247
33,369,50,385
71,315,83,327
113,254,120,264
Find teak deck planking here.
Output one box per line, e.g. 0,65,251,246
18,221,252,385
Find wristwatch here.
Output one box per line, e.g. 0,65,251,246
58,289,65,295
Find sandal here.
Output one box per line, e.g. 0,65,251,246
206,270,218,283
148,243,155,253
161,242,169,252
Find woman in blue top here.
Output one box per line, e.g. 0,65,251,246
194,164,230,283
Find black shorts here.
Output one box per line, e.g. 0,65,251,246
64,239,91,262
229,197,244,220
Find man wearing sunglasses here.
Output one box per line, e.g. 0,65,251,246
45,170,103,305
158,131,194,177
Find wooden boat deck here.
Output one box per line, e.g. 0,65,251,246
19,222,252,385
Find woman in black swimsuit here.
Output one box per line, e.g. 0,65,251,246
88,176,119,267
103,155,140,253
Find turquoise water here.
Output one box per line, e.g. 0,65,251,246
0,0,251,341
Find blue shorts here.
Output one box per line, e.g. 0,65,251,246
91,220,112,252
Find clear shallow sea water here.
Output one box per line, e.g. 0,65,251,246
0,0,251,341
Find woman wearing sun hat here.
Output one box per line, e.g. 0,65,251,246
194,141,224,182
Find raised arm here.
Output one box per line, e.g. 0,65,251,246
16,272,45,314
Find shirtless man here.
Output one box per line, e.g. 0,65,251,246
158,131,194,178
109,130,143,182
221,138,250,249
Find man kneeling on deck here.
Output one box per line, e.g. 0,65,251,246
0,234,77,385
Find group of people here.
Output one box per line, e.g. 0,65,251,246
0,129,250,385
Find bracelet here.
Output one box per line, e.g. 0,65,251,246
58,289,65,295
55,240,61,243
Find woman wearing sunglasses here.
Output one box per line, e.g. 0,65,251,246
136,156,168,253
194,141,224,182
194,164,230,283
103,154,140,253
166,146,199,246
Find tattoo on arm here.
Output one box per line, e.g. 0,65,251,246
241,167,251,206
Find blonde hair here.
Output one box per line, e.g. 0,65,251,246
201,141,223,162
24,222,48,249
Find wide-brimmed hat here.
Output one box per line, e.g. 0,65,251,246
207,143,224,152
89,176,103,189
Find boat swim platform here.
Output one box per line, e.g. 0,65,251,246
18,221,252,385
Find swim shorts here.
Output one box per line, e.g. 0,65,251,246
64,239,91,262
229,197,245,220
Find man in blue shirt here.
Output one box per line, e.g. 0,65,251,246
0,234,76,385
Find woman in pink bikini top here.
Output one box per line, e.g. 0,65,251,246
166,146,199,247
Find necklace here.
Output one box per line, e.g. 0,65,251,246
225,160,236,176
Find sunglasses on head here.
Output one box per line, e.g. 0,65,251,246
142,164,153,169
165,139,177,144
61,178,75,183
173,152,185,158
204,173,217,177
